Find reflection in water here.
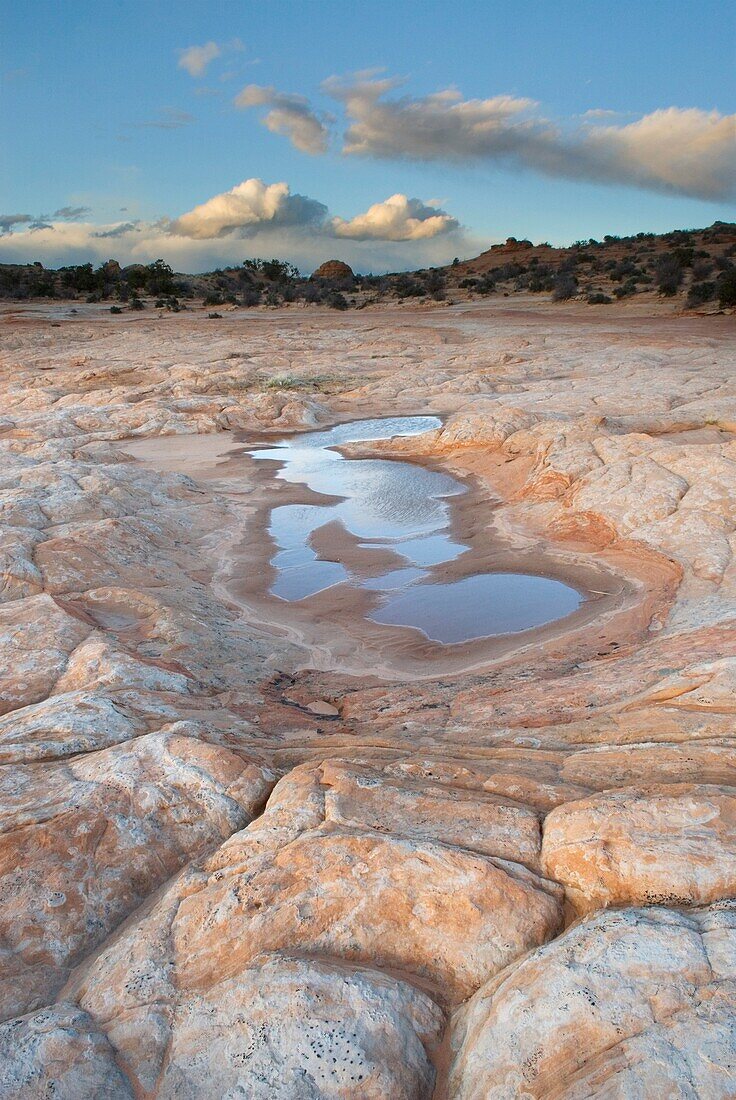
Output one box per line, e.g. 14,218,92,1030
248,417,582,644
371,573,582,644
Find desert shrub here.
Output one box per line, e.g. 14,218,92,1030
587,293,612,304
692,259,714,281
128,297,145,310
614,279,638,298
110,305,122,314
242,287,261,307
146,259,175,296
207,311,222,319
686,281,716,307
672,246,695,268
552,272,578,301
203,293,224,307
610,259,642,282
243,258,299,282
300,283,325,304
326,290,349,310
655,254,684,296
423,270,446,294
717,268,736,308
393,276,424,299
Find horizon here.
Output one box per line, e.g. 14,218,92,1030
1,0,735,273
3,217,735,279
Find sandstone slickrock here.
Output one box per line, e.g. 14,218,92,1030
449,902,736,1099
70,762,562,1025
0,1004,132,1099
1,301,736,1093
0,594,91,715
0,732,274,1020
542,782,736,914
126,954,443,1099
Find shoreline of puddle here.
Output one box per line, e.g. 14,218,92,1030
247,416,584,646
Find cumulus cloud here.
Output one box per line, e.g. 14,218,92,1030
0,180,472,273
168,179,328,239
321,74,736,201
177,41,221,78
234,84,330,154
331,193,458,240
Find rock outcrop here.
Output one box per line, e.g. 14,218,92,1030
311,259,354,281
450,902,736,1098
1,299,735,1093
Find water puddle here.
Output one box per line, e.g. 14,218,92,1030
248,416,583,645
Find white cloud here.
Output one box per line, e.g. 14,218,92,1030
321,74,736,201
332,193,458,240
168,178,327,239
177,42,221,78
234,84,329,154
579,108,736,200
0,180,473,273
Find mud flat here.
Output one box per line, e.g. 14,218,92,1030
1,298,736,1097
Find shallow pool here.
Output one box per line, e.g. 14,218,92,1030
248,416,583,644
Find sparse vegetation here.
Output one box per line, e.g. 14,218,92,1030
263,372,338,392
552,273,578,301
587,293,612,304
1,223,733,313
655,254,684,297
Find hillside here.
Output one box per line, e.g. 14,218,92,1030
444,221,736,309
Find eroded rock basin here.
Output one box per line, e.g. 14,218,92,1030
248,416,583,645
189,413,648,680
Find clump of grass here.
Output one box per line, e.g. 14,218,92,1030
263,372,339,392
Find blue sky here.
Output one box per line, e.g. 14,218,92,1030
1,0,734,272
